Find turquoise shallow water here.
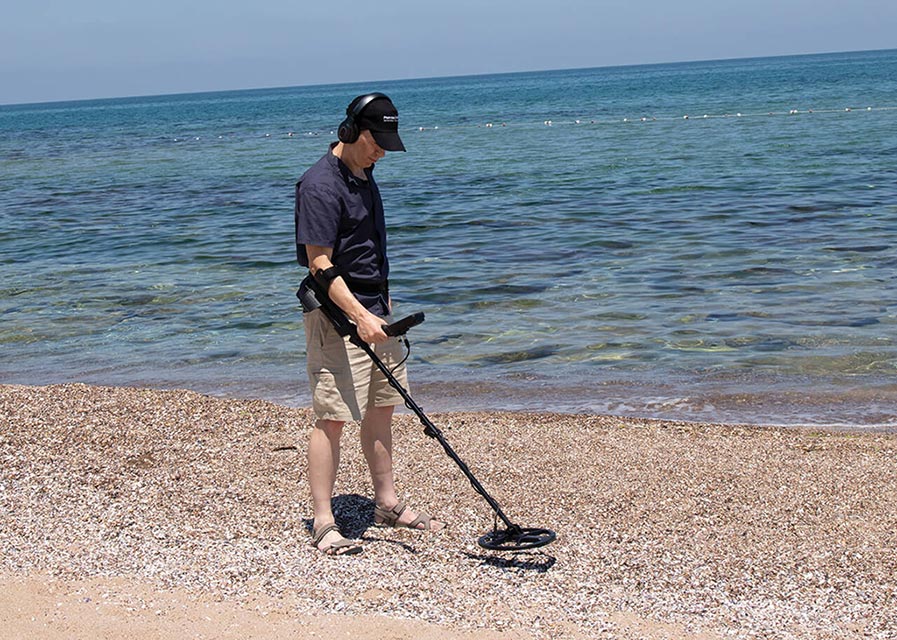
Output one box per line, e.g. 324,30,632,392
2,50,896,427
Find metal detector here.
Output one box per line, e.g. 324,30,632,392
297,275,556,552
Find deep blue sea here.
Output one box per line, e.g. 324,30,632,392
2,50,896,428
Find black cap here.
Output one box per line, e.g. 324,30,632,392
356,98,406,152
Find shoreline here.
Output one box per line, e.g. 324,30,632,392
2,382,896,639
3,370,895,432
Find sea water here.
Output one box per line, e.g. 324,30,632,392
1,49,896,427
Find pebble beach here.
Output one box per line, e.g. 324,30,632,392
1,383,896,639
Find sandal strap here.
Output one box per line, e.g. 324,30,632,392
407,513,433,530
312,524,362,555
374,502,407,526
312,523,339,546
327,538,360,551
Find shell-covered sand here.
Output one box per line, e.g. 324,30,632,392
1,383,896,639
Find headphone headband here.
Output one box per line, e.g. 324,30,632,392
338,92,391,145
347,92,389,118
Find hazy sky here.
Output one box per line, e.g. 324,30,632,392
2,0,895,104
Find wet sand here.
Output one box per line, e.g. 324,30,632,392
1,383,896,639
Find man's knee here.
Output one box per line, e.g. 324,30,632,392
314,419,345,438
365,405,394,419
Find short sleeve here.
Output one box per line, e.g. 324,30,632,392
296,183,340,256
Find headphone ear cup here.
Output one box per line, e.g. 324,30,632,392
337,116,357,143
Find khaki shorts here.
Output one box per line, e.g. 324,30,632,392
304,309,409,422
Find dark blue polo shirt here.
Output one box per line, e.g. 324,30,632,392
295,144,390,316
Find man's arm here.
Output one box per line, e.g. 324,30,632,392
305,245,389,344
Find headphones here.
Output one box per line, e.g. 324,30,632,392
337,92,389,144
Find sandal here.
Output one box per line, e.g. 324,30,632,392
374,502,443,531
312,523,363,556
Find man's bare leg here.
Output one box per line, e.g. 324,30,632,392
361,405,444,530
308,419,350,550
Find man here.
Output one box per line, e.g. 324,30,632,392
294,93,444,556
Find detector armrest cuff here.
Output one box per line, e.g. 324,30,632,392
296,274,356,338
313,265,341,292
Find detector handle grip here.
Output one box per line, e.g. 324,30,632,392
382,312,425,337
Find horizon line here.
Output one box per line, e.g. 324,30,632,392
2,46,893,109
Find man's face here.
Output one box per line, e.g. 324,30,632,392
357,129,386,167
